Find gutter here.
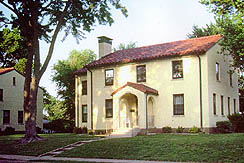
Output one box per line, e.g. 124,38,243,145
87,68,93,130
197,55,203,129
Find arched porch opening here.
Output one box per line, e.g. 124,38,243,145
119,93,138,129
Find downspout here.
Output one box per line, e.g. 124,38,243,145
87,68,93,130
145,93,148,135
197,55,203,130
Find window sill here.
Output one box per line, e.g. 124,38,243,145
82,121,87,123
172,115,185,117
171,78,184,81
18,123,24,125
106,117,113,119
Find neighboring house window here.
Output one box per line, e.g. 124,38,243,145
82,105,88,123
229,73,232,87
221,95,224,115
172,60,183,79
13,77,16,86
105,69,114,86
216,62,220,81
213,93,216,115
228,97,230,115
0,89,3,101
137,65,146,82
105,99,113,118
82,81,87,95
234,99,236,113
18,111,24,124
3,110,10,124
173,94,184,115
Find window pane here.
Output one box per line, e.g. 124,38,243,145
0,89,3,101
172,61,183,79
137,65,146,82
173,94,184,115
18,111,23,124
213,94,216,115
82,81,87,95
105,69,114,86
3,110,10,124
106,99,113,118
216,63,219,80
82,105,87,122
221,96,224,115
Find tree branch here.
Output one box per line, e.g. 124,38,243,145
39,0,71,78
0,1,19,17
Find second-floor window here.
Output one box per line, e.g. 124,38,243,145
137,65,146,82
18,111,24,124
13,77,16,86
216,62,220,81
173,94,184,115
82,81,87,95
105,69,114,86
0,89,3,101
3,110,10,124
230,73,233,87
172,60,183,79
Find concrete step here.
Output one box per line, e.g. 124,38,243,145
108,128,141,138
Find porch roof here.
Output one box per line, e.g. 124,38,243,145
111,82,159,96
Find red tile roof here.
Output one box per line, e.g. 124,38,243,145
0,67,15,75
75,35,222,74
111,82,159,96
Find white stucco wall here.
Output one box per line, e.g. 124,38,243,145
0,70,43,131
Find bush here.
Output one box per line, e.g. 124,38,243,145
82,126,88,134
216,121,232,133
4,127,15,135
228,113,244,132
44,119,75,133
176,126,184,133
36,126,42,134
189,126,200,133
162,126,172,133
73,127,82,134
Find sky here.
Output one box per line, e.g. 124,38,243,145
1,0,216,97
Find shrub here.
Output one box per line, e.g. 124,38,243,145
176,126,184,133
44,119,75,133
227,113,244,132
4,127,15,135
189,126,200,133
82,126,88,134
36,126,42,134
162,126,172,133
73,127,82,134
216,121,232,133
88,130,94,135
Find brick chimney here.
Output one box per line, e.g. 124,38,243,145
98,36,112,58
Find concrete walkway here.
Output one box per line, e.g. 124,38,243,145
0,154,182,163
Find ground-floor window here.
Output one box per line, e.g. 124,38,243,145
18,111,24,124
213,93,216,115
3,110,10,124
105,99,113,118
221,95,224,115
234,99,236,113
173,94,184,115
82,105,87,123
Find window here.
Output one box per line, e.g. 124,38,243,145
0,89,3,101
13,77,16,86
172,60,183,79
228,97,230,115
136,65,146,82
18,111,24,124
213,93,216,115
3,110,10,124
105,69,114,86
216,62,220,81
173,94,184,115
82,81,87,95
82,105,88,123
229,73,232,87
221,96,224,115
105,99,113,118
234,99,236,113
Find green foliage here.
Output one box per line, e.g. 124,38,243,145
4,127,15,135
44,119,74,133
73,126,88,134
189,126,200,133
113,42,137,52
176,126,185,133
216,121,232,133
187,23,220,38
52,49,96,120
0,28,27,68
227,113,244,132
162,126,172,133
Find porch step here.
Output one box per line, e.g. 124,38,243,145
108,128,140,138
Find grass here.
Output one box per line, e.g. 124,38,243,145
0,133,97,156
59,133,244,162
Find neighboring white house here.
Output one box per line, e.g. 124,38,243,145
74,35,239,134
0,67,43,132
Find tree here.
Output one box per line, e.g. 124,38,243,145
0,28,27,68
52,49,96,121
113,42,137,52
0,0,127,143
187,23,220,38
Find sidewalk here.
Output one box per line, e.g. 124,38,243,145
0,154,181,163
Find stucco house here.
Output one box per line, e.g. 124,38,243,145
0,67,43,132
74,35,239,135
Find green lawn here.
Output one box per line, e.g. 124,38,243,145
0,133,96,156
59,133,244,162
